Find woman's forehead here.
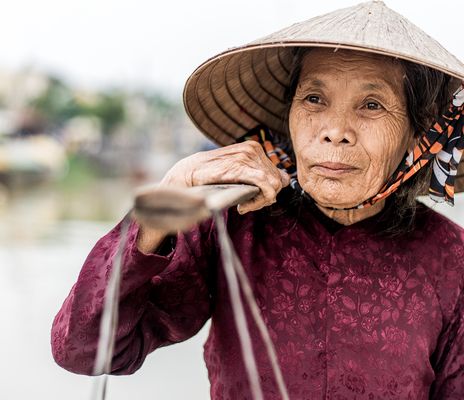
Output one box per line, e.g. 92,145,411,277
298,48,405,92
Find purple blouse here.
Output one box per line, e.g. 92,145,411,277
51,199,464,399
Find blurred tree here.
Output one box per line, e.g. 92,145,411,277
31,78,128,136
30,76,79,128
146,92,180,119
88,92,125,135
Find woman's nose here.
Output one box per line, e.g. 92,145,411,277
319,115,357,146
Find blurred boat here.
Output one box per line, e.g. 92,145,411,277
0,134,68,187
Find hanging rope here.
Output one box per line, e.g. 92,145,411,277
213,210,290,400
91,213,131,400
213,210,264,400
90,205,290,400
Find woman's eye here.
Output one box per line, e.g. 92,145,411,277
306,95,321,104
365,101,382,110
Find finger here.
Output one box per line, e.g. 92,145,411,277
237,194,274,214
251,145,289,191
279,169,291,187
248,169,281,205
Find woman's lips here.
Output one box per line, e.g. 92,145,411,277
311,162,359,176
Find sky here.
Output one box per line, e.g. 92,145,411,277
0,0,462,99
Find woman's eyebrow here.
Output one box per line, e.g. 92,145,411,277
298,77,396,91
297,78,326,89
361,80,396,92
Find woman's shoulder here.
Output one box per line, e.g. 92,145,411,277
413,202,464,318
413,202,464,270
415,201,464,242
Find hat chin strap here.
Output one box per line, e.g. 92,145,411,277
242,84,464,211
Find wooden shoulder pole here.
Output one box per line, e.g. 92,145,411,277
132,184,260,232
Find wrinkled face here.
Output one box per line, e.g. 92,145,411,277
289,49,415,208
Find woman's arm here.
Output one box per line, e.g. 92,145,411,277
51,216,217,376
51,140,289,376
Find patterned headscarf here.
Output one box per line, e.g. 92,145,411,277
242,84,464,210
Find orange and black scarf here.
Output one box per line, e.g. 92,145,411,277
242,84,464,210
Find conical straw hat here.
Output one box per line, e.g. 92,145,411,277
183,0,464,192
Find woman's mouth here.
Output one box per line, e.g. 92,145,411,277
311,162,359,176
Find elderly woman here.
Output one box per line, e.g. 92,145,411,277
51,2,464,399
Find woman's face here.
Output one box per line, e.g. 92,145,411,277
289,48,415,209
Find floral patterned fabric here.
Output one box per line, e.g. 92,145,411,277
51,196,464,399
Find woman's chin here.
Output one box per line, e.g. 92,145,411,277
303,181,367,209
312,196,361,209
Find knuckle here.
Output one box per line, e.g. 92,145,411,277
247,140,261,149
253,169,267,181
244,140,263,154
266,187,278,200
261,189,275,204
268,175,282,190
238,151,251,162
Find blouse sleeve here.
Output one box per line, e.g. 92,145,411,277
50,214,218,376
429,287,464,399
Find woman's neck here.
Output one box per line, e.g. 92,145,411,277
315,200,386,226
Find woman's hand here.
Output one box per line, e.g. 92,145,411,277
136,141,290,254
160,141,291,214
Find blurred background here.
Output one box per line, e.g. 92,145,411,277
0,0,463,399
